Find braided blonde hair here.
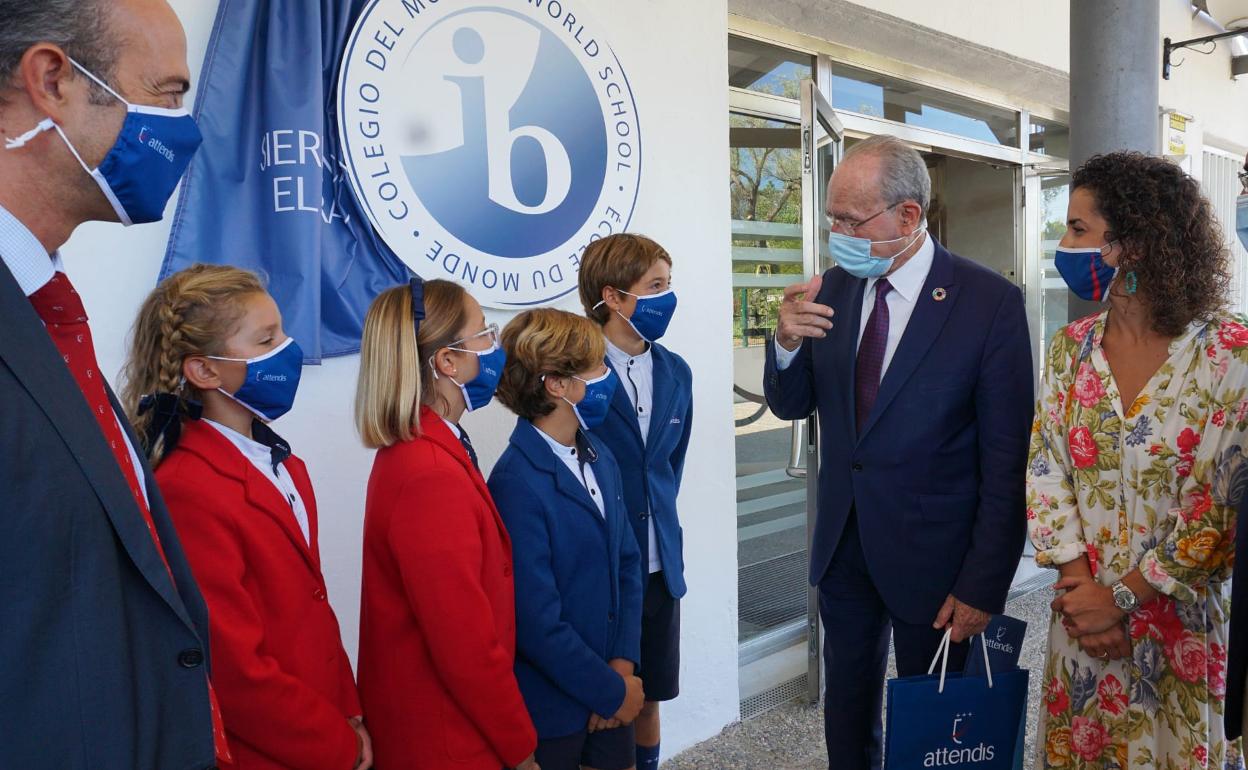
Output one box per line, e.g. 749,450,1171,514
120,264,267,464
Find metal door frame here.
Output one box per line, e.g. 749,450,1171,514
798,78,844,703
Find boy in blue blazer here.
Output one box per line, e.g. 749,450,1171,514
490,308,646,770
578,234,693,770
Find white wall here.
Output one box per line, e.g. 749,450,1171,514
65,0,737,756
843,0,1069,72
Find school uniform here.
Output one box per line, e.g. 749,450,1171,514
157,418,362,770
488,419,644,770
357,406,536,770
595,339,693,701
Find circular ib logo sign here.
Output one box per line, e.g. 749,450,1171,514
338,1,641,307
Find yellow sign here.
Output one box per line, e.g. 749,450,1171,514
1166,112,1189,156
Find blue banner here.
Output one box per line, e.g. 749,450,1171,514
162,0,411,363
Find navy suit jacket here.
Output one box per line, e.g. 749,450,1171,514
0,261,216,768
488,419,643,739
594,342,693,598
763,240,1033,625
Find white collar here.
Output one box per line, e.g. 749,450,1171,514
204,419,279,468
535,425,578,458
874,231,935,303
0,202,64,297
605,337,651,367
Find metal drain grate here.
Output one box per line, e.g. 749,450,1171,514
741,673,809,720
739,550,808,632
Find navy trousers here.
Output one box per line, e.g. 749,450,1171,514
818,511,969,770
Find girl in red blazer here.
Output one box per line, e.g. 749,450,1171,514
354,278,538,770
120,265,371,770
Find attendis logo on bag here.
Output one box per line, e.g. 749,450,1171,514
338,0,641,308
923,713,997,767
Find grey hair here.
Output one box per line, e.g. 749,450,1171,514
0,0,116,107
843,135,932,217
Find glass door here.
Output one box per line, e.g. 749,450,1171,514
1022,169,1071,380
798,78,843,703
729,76,842,715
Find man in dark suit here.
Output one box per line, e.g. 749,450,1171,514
763,135,1033,770
0,1,222,767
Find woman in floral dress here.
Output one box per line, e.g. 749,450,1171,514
1028,151,1248,770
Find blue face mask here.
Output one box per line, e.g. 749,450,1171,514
209,337,304,422
827,227,926,279
1236,195,1248,252
597,288,678,342
1054,245,1117,302
446,337,506,412
566,369,618,431
3,57,203,226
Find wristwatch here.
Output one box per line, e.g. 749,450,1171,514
1111,580,1139,613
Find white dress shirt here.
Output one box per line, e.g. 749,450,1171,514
205,419,311,545
776,232,935,377
536,426,605,518
606,338,662,573
0,203,150,506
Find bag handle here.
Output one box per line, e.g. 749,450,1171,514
925,629,995,694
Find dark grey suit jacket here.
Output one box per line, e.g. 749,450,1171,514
0,258,216,769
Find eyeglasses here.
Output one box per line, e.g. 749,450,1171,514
447,322,500,352
827,202,899,237
1239,168,1248,188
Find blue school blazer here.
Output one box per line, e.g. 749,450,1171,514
595,342,693,598
488,419,643,739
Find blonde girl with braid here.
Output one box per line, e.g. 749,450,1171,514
121,264,374,770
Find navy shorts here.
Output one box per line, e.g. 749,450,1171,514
638,571,680,702
535,724,635,770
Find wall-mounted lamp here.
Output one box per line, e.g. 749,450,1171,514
1234,53,1248,80
1163,28,1248,79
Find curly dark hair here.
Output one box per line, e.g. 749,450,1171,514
1072,151,1231,337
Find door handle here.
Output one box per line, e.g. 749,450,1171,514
786,418,807,478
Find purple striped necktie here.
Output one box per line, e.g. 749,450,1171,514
855,278,893,431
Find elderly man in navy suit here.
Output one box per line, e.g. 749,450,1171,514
0,1,223,767
764,135,1033,769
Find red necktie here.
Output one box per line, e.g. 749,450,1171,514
28,272,232,764
855,278,893,432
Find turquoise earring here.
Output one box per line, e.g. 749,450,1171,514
1124,271,1138,295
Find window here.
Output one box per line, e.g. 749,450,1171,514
729,35,813,99
1029,116,1070,157
826,60,1019,147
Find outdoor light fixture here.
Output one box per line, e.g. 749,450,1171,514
1163,27,1248,80
1234,53,1248,80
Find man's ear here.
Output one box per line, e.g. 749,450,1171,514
900,200,924,231
18,45,80,122
183,356,220,391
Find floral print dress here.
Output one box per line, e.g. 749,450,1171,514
1028,311,1248,770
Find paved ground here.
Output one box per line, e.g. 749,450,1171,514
666,586,1055,770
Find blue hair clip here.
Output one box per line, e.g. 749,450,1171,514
409,276,425,334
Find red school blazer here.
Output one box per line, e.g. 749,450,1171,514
358,406,537,770
157,420,362,770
